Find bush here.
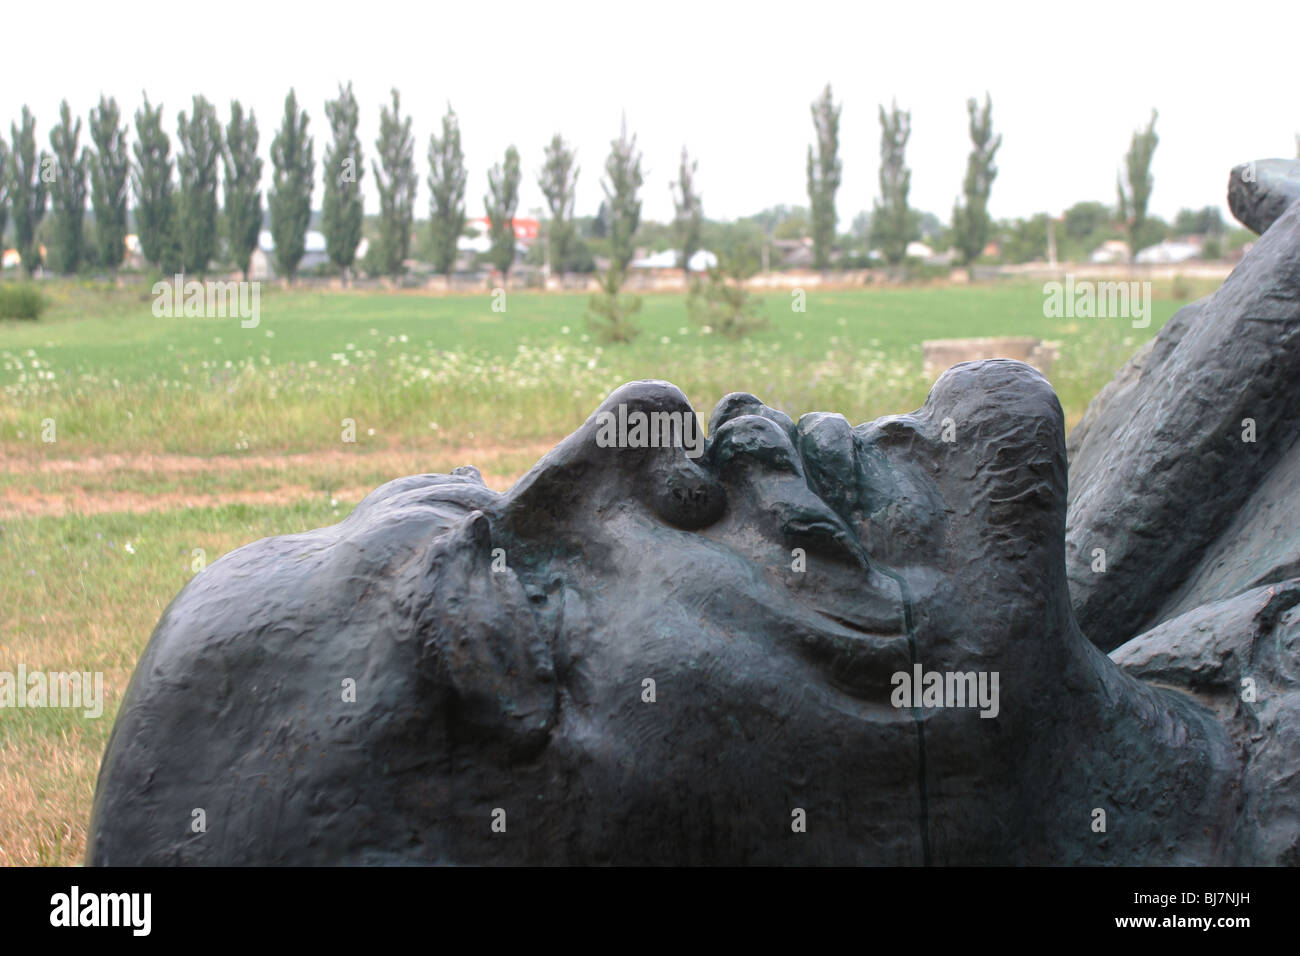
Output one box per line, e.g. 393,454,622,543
687,255,768,340
586,265,641,343
901,261,952,284
0,283,48,320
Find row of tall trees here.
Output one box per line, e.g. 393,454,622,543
805,87,1162,266
0,94,278,278
0,90,599,283
806,85,999,269
1,88,1170,279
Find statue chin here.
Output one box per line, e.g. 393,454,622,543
83,353,1295,865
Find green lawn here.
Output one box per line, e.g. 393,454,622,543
0,278,1210,457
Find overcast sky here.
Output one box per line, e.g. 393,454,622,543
6,0,1297,228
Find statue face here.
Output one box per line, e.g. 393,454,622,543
418,359,1074,864
89,361,1091,865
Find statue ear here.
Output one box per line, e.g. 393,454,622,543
415,510,558,756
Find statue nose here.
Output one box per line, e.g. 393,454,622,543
796,411,859,523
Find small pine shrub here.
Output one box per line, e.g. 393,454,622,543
0,283,48,320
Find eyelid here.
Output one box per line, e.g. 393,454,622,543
857,416,922,448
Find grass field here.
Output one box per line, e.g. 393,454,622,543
0,275,1220,864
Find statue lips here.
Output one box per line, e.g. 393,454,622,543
770,511,913,704
775,600,912,706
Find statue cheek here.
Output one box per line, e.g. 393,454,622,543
411,510,559,758
853,443,949,567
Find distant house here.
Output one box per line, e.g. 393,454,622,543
122,234,147,270
1135,238,1201,265
250,229,334,279
629,248,717,271
1089,239,1130,264
773,238,815,268
457,228,490,255
1,245,49,270
458,217,540,255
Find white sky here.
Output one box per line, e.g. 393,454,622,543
6,0,1297,227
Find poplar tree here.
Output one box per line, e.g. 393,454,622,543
806,84,841,270
89,96,130,272
177,95,222,274
484,145,521,278
427,103,467,279
538,133,578,277
372,88,415,278
871,100,920,266
1118,109,1159,262
671,146,702,278
269,89,314,282
223,101,262,280
48,100,88,273
587,118,644,343
0,139,9,252
603,116,643,271
10,106,50,275
133,95,180,272
322,82,364,283
952,94,1001,266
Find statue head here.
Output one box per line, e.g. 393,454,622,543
87,360,1234,865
